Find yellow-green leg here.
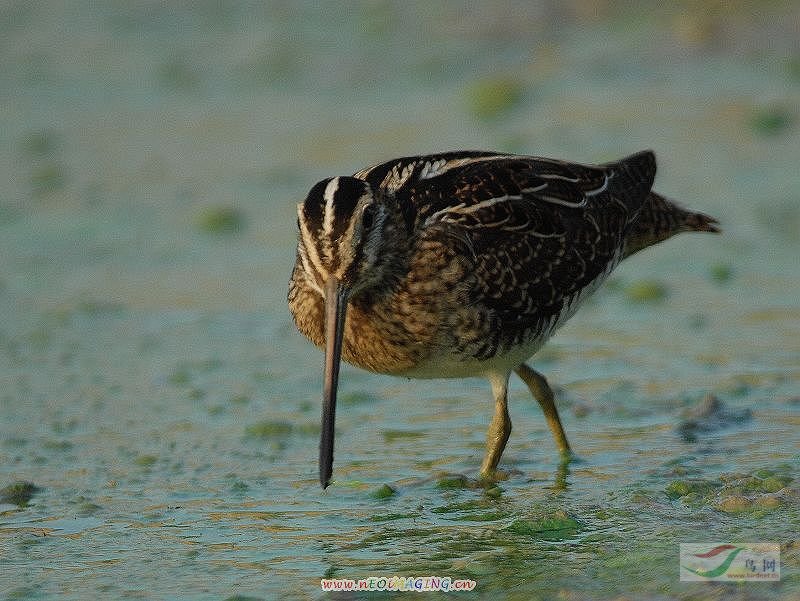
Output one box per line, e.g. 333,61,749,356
479,373,512,479
515,363,571,456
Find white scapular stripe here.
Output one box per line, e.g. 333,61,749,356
521,183,548,193
420,155,514,180
378,163,415,193
538,172,581,182
452,195,521,212
584,172,613,197
417,159,447,179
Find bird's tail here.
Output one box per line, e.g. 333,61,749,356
622,191,720,259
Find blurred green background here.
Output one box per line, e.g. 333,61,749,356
1,2,798,600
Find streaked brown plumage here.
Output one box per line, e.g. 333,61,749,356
287,149,719,488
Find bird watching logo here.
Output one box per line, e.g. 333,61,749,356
679,543,780,581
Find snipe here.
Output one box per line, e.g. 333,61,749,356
288,149,719,488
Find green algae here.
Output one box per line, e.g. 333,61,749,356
372,484,396,500
505,510,581,540
381,429,426,442
709,263,734,284
19,129,62,157
30,163,67,196
197,207,245,234
666,466,795,516
229,394,251,405
169,359,226,386
76,501,102,516
52,419,78,435
465,76,524,120
134,454,158,467
340,390,373,405
5,587,40,600
230,481,249,493
0,482,39,507
716,495,753,513
43,439,73,451
436,475,472,490
168,366,192,386
750,105,793,135
624,279,669,303
484,486,503,499
762,477,792,492
322,565,338,579
76,300,126,316
665,478,718,500
292,422,320,436
723,473,792,495
244,421,293,439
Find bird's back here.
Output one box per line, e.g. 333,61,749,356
354,151,656,366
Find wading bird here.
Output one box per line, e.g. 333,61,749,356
288,150,718,488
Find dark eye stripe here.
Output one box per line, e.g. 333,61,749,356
330,178,370,239
301,177,333,233
301,176,372,237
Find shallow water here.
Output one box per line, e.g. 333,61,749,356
1,2,799,600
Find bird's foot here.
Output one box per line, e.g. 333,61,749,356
558,448,580,465
478,467,525,485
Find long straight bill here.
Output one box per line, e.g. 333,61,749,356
320,276,348,488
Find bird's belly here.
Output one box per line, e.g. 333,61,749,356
396,335,550,379
393,269,612,379
291,259,614,379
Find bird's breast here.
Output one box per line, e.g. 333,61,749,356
288,276,436,375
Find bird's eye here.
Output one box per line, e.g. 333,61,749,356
361,204,375,230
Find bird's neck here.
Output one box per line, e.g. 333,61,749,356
354,213,412,300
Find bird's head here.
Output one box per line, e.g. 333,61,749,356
295,175,404,488
296,176,400,296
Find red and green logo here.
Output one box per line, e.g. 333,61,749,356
680,543,780,581
682,544,744,578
